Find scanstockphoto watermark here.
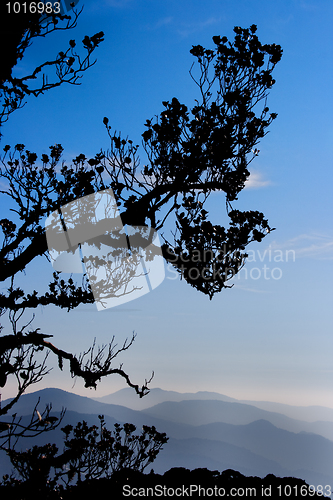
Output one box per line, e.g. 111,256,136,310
122,483,331,498
165,245,296,282
123,483,257,497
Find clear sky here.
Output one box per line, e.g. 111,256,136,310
1,0,333,407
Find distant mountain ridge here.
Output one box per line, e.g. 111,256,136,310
93,387,238,409
93,387,333,423
1,388,333,490
140,398,333,441
3,388,333,441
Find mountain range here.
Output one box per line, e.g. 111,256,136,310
1,387,332,491
94,387,333,423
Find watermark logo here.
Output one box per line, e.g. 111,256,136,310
45,189,165,310
165,246,295,284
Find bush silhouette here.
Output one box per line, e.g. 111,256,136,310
3,415,167,494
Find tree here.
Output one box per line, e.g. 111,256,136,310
0,1,136,446
0,0,104,134
0,23,282,449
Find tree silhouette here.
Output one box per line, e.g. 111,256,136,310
0,21,282,452
0,1,104,134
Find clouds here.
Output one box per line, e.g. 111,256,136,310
143,15,221,37
244,171,272,189
268,233,333,260
177,16,222,37
144,17,174,31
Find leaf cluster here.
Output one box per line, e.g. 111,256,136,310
4,416,168,491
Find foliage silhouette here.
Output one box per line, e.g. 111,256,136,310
0,1,104,134
2,416,167,496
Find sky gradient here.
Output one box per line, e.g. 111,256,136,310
1,0,333,407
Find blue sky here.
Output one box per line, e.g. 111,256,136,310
1,0,333,407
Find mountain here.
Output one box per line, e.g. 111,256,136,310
1,388,332,490
93,388,333,441
4,388,333,440
141,399,333,441
1,387,141,423
176,419,333,477
93,387,238,409
93,387,333,424
238,399,333,423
